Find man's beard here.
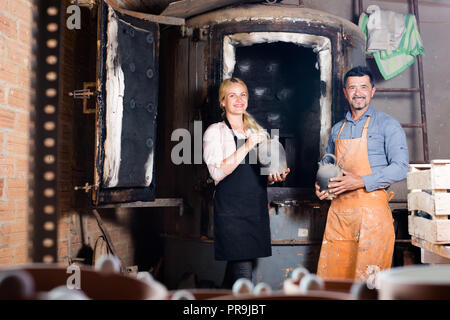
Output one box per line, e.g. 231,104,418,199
351,96,367,110
352,104,366,110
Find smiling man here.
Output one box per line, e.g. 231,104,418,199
314,66,409,281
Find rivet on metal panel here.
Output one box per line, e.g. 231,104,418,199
146,68,154,79
130,99,136,109
200,28,209,40
146,138,153,149
146,34,154,44
146,103,154,112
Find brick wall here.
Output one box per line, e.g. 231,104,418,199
0,0,32,266
0,0,135,268
57,0,135,268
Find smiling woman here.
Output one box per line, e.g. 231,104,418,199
203,77,289,289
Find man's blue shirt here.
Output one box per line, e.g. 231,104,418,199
325,104,409,191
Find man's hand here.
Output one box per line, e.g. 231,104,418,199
327,169,365,195
315,182,333,200
268,168,290,184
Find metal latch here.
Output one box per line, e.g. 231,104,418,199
270,199,300,214
68,82,96,114
74,182,96,193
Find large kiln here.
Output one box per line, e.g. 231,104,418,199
159,3,367,288
86,1,368,288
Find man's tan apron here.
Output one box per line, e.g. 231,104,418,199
316,117,395,281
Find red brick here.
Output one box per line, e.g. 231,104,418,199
11,219,27,233
6,177,28,199
0,234,10,248
0,200,15,212
9,0,32,25
0,257,15,266
14,245,27,257
7,40,30,66
14,200,27,212
0,38,5,59
8,88,30,110
0,156,14,175
6,134,29,156
15,253,29,264
58,246,68,259
15,209,26,219
0,203,15,223
0,12,17,39
0,60,18,83
7,231,27,245
0,0,8,12
14,158,28,177
18,22,32,46
14,112,29,134
0,247,14,258
0,223,12,234
15,66,31,88
0,107,15,129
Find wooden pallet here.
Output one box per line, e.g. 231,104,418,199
408,161,450,257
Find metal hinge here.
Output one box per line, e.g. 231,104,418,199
193,27,210,42
180,25,193,38
70,0,97,10
68,82,97,114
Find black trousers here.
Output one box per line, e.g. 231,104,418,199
221,259,256,289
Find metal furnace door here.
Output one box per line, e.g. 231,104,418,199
94,0,159,205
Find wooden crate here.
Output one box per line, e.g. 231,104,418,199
421,249,450,264
408,214,450,244
407,160,450,246
407,160,450,191
411,236,450,260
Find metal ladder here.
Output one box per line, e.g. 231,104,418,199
358,0,429,163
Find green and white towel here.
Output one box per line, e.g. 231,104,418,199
359,12,425,80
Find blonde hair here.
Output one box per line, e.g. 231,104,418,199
219,77,265,133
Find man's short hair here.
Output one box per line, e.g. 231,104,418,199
344,66,375,87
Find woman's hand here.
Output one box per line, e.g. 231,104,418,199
245,131,268,150
268,168,290,184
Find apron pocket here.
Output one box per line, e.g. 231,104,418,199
325,206,363,241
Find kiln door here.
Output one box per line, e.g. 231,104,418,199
94,1,159,205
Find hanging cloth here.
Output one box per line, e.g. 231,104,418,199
359,5,425,80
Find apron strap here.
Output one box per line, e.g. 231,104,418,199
362,116,371,138
336,120,347,139
336,116,371,140
388,191,395,202
223,117,239,147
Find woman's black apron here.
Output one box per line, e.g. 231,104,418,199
213,119,272,261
